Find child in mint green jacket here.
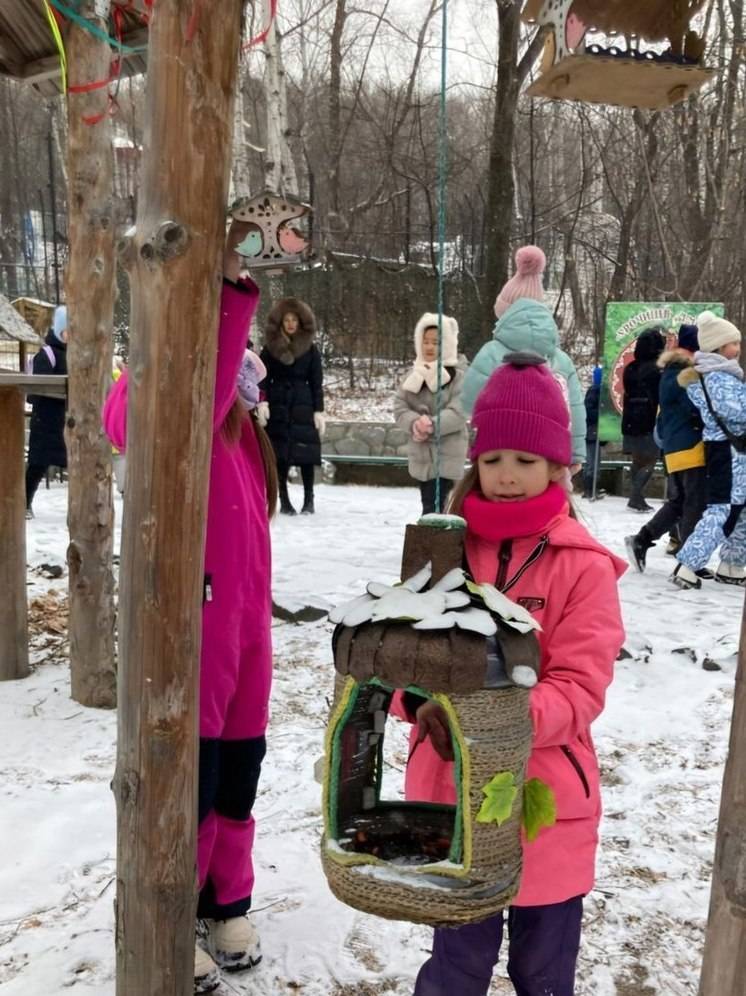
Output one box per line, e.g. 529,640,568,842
463,298,587,466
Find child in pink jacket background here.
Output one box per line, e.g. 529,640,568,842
408,353,626,996
103,224,275,995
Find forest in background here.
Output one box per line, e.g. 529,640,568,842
1,0,744,369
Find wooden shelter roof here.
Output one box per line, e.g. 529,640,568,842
0,295,42,344
0,2,148,97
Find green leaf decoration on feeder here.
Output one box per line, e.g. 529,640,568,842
522,777,557,842
476,772,518,827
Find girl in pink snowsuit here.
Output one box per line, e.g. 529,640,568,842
406,353,626,996
103,233,273,992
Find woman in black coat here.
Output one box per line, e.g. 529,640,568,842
621,326,665,512
258,298,324,515
26,306,68,517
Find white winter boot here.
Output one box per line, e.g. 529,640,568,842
207,915,262,973
670,564,702,590
715,563,746,586
194,942,220,994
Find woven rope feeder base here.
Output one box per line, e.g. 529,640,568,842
321,516,540,927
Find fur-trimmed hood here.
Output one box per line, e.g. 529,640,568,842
413,312,459,366
658,347,695,371
264,297,316,364
677,366,700,388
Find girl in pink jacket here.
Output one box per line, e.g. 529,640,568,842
103,226,276,995
410,353,626,996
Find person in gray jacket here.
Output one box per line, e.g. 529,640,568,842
394,312,468,515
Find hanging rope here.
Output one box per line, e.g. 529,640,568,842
43,0,67,94
434,0,448,514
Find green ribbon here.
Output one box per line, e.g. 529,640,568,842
48,0,148,54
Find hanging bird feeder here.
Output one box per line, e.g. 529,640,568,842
229,191,312,268
321,515,550,927
523,0,715,110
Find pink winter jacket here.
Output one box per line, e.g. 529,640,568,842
102,278,272,740
402,508,626,907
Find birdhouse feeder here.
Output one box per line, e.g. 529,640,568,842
523,0,715,110
230,191,312,268
321,516,545,927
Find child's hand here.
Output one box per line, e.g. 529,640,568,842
415,701,454,762
412,414,434,441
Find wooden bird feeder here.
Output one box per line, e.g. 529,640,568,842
321,517,541,927
230,191,312,269
0,295,44,373
523,0,715,110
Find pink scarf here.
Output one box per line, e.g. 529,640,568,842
462,482,567,544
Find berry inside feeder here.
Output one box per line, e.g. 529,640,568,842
321,515,552,927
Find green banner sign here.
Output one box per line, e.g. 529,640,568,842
599,301,724,443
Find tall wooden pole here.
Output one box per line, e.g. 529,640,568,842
65,1,117,708
113,3,245,994
698,595,746,993
0,387,29,680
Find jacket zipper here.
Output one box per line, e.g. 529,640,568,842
496,541,512,590
561,745,590,798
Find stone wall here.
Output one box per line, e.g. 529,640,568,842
323,420,409,458
321,420,668,497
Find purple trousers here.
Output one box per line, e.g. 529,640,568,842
413,896,583,996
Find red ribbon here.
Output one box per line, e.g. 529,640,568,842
243,0,278,50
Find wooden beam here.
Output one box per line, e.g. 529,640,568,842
0,372,67,397
16,28,149,87
698,594,746,993
113,2,245,993
64,3,117,709
0,387,29,681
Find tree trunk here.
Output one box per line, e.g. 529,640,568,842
698,596,746,994
64,1,117,709
0,387,28,681
263,7,297,196
482,1,522,337
113,3,245,994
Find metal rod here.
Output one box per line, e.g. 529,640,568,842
47,109,61,304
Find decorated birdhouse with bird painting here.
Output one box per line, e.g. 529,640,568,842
523,0,715,110
320,516,556,927
230,191,312,268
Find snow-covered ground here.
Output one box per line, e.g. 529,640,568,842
1,481,741,995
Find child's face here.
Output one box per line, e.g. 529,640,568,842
719,341,741,361
421,328,438,363
477,449,564,502
283,312,299,335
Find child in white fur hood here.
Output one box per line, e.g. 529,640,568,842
394,312,468,515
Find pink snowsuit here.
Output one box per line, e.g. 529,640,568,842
103,278,272,918
401,504,626,907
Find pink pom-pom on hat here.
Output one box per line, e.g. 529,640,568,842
494,245,546,318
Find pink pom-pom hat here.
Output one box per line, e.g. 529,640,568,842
493,245,547,318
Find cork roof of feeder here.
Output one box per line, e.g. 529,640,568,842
0,2,149,97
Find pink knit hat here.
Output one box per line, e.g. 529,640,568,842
494,245,546,318
469,353,571,465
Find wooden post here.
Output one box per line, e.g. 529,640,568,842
113,3,245,994
0,387,29,680
64,2,117,708
698,596,746,993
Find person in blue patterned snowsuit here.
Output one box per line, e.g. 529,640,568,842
672,311,746,590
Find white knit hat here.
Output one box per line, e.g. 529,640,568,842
697,310,741,353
